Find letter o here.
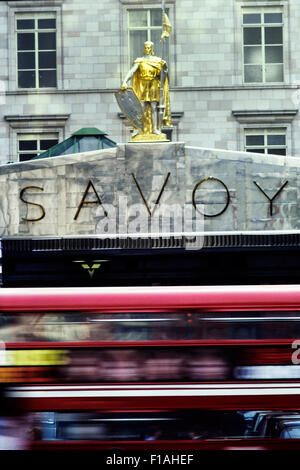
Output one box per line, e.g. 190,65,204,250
192,177,230,217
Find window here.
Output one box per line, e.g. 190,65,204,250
245,129,287,156
18,134,59,161
128,8,168,66
243,9,284,83
16,13,57,88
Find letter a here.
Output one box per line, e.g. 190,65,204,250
74,180,107,220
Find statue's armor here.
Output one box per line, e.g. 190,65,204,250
133,57,165,102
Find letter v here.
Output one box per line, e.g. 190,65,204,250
131,172,170,216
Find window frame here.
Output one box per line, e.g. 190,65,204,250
4,113,69,164
17,132,59,162
244,127,287,156
232,110,297,156
16,12,57,90
8,2,63,91
240,3,289,86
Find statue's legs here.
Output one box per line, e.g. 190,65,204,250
141,101,154,134
133,101,160,136
151,102,160,134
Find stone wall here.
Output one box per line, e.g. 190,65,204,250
0,143,299,237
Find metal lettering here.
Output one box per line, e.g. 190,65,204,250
192,177,230,217
20,186,45,222
253,181,288,216
74,180,107,220
131,172,171,216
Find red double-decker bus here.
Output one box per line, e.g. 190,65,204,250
1,285,300,449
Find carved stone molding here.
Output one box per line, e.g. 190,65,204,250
4,114,70,129
232,109,298,124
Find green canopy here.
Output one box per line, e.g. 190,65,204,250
33,127,116,160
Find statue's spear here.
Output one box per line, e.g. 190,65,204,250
158,0,172,133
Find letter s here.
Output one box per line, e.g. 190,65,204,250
20,186,45,222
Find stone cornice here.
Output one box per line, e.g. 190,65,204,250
4,114,70,128
232,109,298,123
8,0,63,7
6,85,300,96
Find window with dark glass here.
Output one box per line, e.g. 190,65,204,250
18,134,59,161
243,10,284,83
16,15,57,88
245,129,287,156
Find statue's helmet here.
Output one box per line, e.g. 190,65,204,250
144,41,154,55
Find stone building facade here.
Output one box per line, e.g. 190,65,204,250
0,0,299,163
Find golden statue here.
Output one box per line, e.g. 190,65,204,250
120,41,172,142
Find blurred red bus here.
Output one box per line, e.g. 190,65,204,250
1,285,300,449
